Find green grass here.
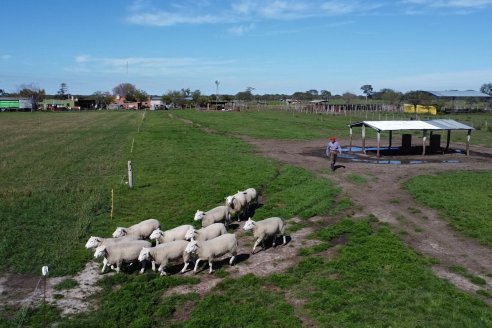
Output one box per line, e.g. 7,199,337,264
0,112,140,275
56,274,200,328
0,112,342,276
53,278,79,291
1,110,492,327
404,171,492,246
346,173,367,184
269,219,492,327
450,265,487,286
174,110,492,147
183,274,302,328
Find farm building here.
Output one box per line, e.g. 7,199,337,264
421,90,491,112
348,119,474,157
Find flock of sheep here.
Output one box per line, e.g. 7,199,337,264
85,188,287,275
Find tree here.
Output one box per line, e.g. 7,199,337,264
307,89,319,97
17,83,46,109
191,89,202,103
112,83,136,98
92,91,114,109
480,83,492,96
133,89,149,102
404,91,433,119
342,92,357,104
373,88,402,106
236,88,254,101
320,90,332,100
57,83,69,99
360,84,374,100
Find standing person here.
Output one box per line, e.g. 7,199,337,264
326,137,342,171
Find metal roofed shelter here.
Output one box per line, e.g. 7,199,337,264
348,119,474,157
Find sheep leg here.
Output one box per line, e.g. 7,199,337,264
208,260,213,274
252,238,262,254
181,261,190,273
158,264,168,276
194,259,201,272
272,235,277,247
151,260,156,272
282,235,287,245
229,255,236,265
115,260,122,273
139,260,146,274
101,258,108,273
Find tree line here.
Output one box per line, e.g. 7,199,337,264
2,82,491,110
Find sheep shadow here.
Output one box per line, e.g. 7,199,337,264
243,203,263,220
191,252,250,274
333,164,346,171
252,235,292,254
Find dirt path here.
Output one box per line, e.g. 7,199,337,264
242,136,492,303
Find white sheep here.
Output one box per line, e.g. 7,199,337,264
138,240,190,276
225,191,247,221
94,240,151,273
112,218,160,239
183,233,238,274
242,187,258,207
149,224,194,245
194,205,230,228
184,223,227,242
243,217,286,254
241,187,258,215
85,235,138,249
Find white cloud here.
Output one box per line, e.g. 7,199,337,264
126,0,385,27
374,69,492,92
228,23,255,35
75,55,91,63
71,55,238,77
401,0,492,12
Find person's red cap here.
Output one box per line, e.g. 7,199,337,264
329,136,336,141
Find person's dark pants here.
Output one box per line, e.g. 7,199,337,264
329,151,338,170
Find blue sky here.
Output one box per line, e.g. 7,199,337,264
1,0,491,96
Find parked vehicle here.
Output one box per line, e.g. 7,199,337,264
0,98,33,112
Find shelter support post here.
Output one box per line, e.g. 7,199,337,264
466,129,471,156
362,125,366,154
388,130,393,149
377,131,381,157
446,130,451,151
349,127,353,153
422,130,427,156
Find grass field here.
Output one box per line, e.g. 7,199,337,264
1,110,491,327
404,171,492,246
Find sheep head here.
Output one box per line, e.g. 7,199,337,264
94,245,107,258
185,239,198,254
138,247,150,262
149,229,164,240
243,218,256,231
112,227,127,238
185,227,196,240
194,210,204,221
85,236,102,249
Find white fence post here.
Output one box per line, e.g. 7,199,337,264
128,160,134,189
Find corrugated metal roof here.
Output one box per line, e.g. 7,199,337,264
426,90,491,98
425,119,474,130
348,120,473,131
